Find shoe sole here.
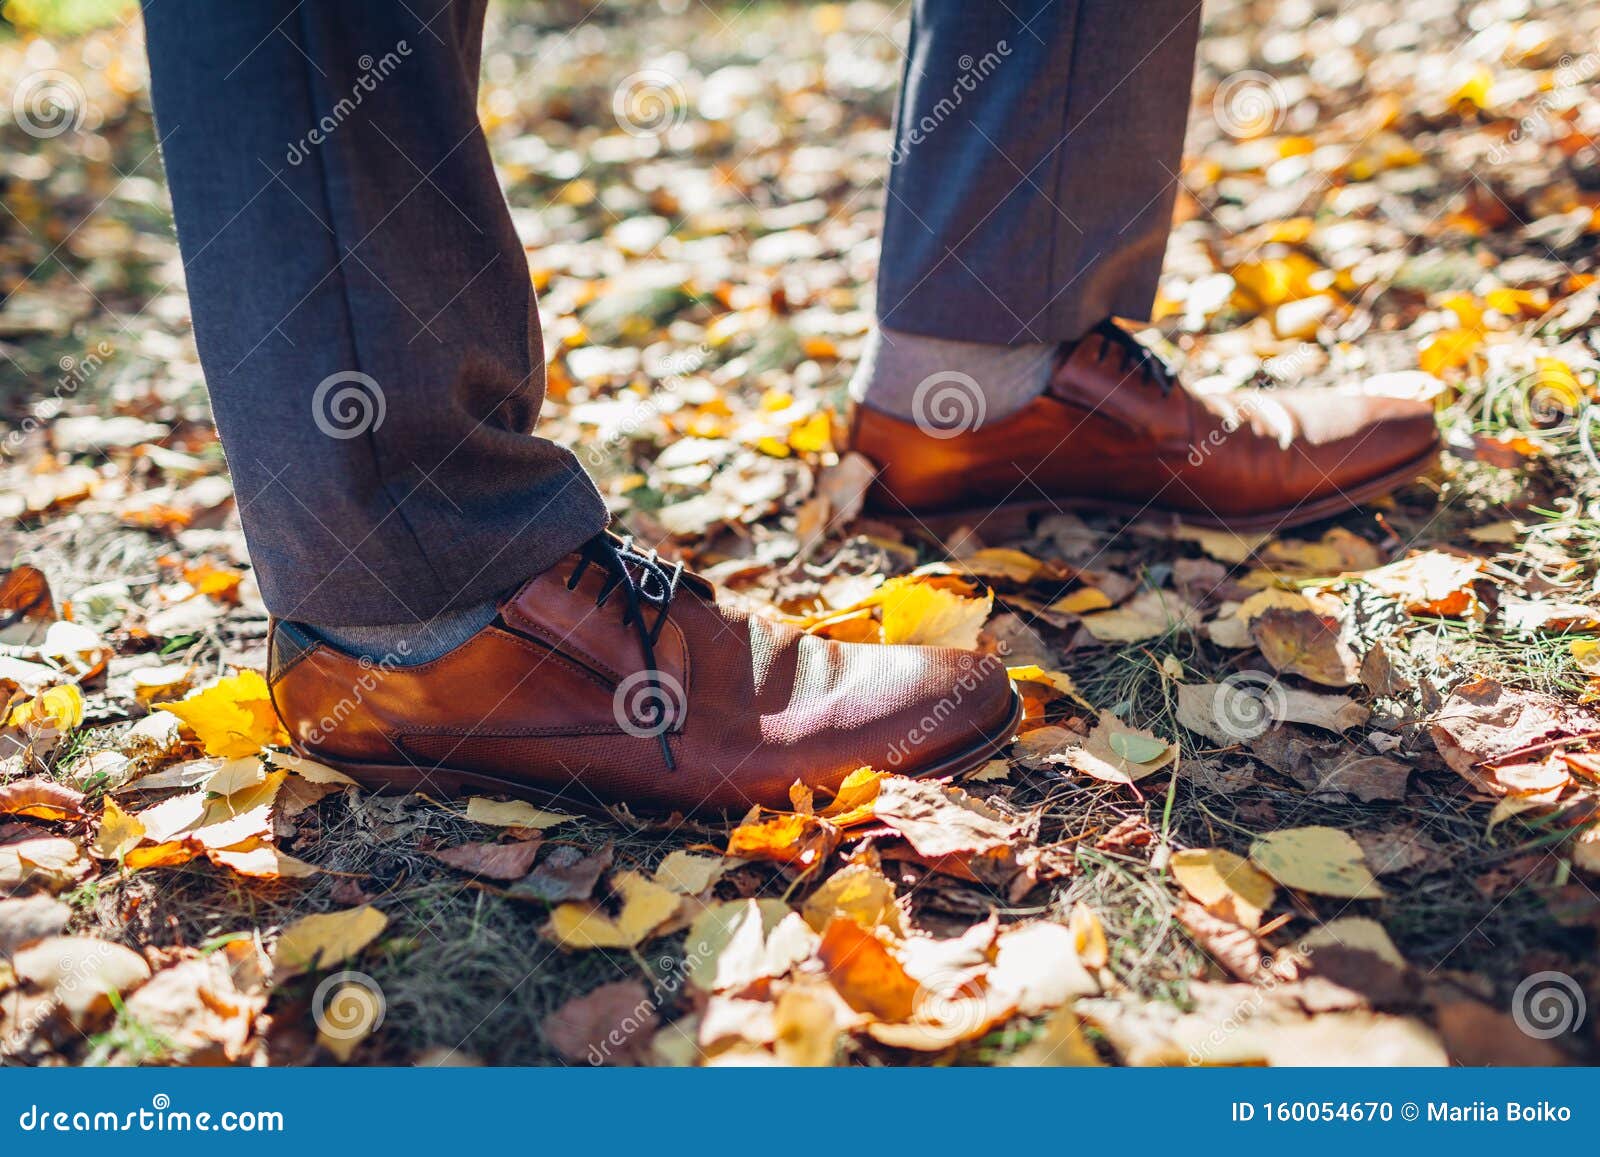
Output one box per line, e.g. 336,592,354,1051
294,687,1026,822
874,442,1441,542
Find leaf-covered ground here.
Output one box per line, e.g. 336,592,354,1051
3,0,1600,1065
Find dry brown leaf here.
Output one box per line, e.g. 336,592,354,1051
1430,678,1599,796
542,979,656,1065
429,839,544,881
115,943,267,1063
0,778,85,822
871,776,1019,857
509,843,615,904
1252,607,1359,687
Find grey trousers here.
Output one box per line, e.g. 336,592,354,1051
142,0,1200,626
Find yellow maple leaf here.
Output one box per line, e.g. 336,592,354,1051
878,577,992,648
159,671,288,758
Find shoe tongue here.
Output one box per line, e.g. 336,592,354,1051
1045,333,1194,451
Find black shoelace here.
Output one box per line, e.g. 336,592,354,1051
1089,318,1176,396
567,534,685,770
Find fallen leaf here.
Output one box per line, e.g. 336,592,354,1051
1171,848,1277,929
652,849,725,895
0,778,85,822
1359,551,1486,616
430,839,544,881
878,575,992,648
206,839,321,879
1430,678,1598,796
1009,1005,1103,1065
815,916,920,1021
0,837,87,895
871,777,1019,857
542,979,656,1065
725,812,839,869
1056,712,1177,784
464,797,573,829
116,944,267,1063
0,895,71,957
90,798,145,862
14,935,151,1024
1078,589,1198,643
546,871,682,950
272,906,389,979
1252,607,1359,686
683,898,796,993
158,671,288,758
990,921,1098,1013
801,862,904,937
1249,827,1386,899
6,684,84,737
510,843,615,903
1069,903,1109,969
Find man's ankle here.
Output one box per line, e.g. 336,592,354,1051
848,325,1056,426
308,597,500,665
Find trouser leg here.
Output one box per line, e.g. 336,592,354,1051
877,0,1202,344
142,0,606,626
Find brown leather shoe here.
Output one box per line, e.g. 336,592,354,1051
849,319,1440,535
267,535,1021,817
